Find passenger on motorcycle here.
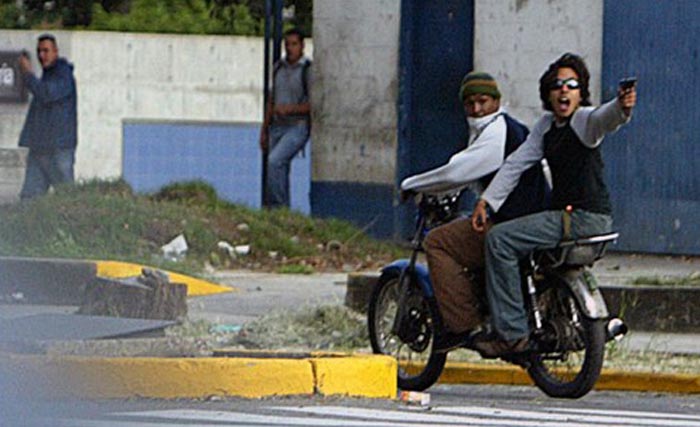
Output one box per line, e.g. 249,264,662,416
471,53,637,357
400,71,549,353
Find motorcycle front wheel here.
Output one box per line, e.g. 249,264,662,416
527,284,606,398
367,270,446,391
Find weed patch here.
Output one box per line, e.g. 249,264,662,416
629,272,700,287
232,305,369,351
0,180,404,276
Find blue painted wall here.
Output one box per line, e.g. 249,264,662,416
311,181,394,239
602,0,700,254
310,1,474,240
123,122,310,213
395,0,474,239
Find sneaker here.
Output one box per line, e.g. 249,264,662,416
473,336,530,359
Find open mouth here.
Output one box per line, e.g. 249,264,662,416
556,96,571,114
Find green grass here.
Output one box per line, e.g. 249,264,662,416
276,264,316,275
629,273,700,286
0,180,404,276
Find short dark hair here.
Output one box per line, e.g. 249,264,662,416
38,33,57,46
284,28,304,43
539,52,591,111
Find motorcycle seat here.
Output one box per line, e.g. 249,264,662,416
534,232,619,268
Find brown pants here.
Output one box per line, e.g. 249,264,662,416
424,217,490,334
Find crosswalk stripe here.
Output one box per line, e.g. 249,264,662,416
110,409,408,426
275,405,602,426
545,407,700,421
57,404,700,427
435,406,700,427
60,420,227,427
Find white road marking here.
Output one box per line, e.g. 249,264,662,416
56,404,700,427
275,405,602,426
545,407,700,421
109,408,410,426
435,405,700,426
60,421,236,427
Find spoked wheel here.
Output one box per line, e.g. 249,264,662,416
368,271,446,391
527,285,606,398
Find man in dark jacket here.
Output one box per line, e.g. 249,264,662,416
17,33,77,199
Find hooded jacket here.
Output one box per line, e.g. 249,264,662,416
19,57,77,151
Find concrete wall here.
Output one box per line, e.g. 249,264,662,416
311,0,401,185
0,0,602,209
474,0,603,127
309,0,604,236
310,0,602,185
0,30,273,182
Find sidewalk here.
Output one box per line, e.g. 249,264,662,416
592,252,700,285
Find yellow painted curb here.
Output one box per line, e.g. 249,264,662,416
437,362,532,386
1,352,397,399
403,361,700,394
95,260,233,296
3,354,313,399
312,354,396,398
595,369,700,394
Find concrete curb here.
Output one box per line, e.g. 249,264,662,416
0,256,232,304
3,351,695,400
434,362,700,394
0,351,397,399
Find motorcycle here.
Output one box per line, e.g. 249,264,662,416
367,192,627,398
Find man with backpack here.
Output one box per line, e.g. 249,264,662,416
400,71,550,353
259,28,312,208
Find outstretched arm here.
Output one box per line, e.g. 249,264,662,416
400,115,506,194
574,84,636,148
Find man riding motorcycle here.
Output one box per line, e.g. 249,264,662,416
400,71,550,353
471,53,637,357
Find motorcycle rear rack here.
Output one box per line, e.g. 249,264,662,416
535,232,619,269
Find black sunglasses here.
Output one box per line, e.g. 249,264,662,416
552,78,580,90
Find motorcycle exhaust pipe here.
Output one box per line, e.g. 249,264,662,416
606,317,628,342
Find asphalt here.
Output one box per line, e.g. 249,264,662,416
0,253,699,399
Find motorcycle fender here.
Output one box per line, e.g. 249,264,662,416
559,269,609,319
381,260,434,298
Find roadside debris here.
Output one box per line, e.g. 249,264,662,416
161,234,188,262
399,391,430,406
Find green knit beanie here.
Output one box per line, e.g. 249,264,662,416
459,71,501,101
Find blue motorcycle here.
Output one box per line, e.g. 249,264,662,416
367,192,627,398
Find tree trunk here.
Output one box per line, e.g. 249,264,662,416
78,269,187,320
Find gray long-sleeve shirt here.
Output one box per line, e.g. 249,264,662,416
482,99,630,212
400,108,507,195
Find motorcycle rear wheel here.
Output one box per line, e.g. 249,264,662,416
527,285,606,398
367,270,447,391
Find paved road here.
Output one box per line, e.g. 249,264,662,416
27,384,700,426
188,270,347,325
